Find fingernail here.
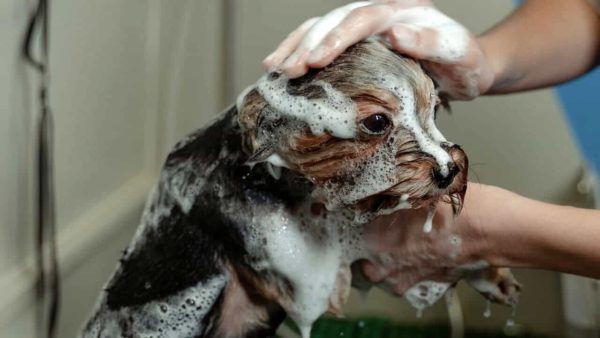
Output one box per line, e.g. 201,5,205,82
307,46,326,64
392,26,417,49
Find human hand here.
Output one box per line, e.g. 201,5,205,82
262,0,495,100
359,186,521,305
360,203,470,294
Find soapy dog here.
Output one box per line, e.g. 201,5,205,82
80,40,519,338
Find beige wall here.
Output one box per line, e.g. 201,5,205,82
0,0,224,337
0,0,590,337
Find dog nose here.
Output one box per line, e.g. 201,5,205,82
433,162,459,189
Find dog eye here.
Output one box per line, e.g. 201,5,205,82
360,113,391,135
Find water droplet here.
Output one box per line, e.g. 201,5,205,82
160,304,168,313
186,298,196,306
423,207,435,233
483,300,491,318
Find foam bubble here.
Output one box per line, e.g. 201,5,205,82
423,207,435,233
389,6,469,63
297,2,371,51
250,203,365,337
381,76,453,176
256,73,357,138
81,276,227,338
404,280,451,311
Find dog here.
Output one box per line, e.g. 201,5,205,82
80,40,520,338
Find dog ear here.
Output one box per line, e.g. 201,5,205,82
237,88,282,164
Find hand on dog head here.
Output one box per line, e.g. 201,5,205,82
239,40,468,216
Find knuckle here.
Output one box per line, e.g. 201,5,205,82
348,6,374,21
322,30,343,48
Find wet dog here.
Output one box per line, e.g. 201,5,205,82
80,40,519,338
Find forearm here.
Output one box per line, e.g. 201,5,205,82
462,183,600,278
478,0,600,94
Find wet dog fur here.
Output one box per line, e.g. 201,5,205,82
80,40,518,338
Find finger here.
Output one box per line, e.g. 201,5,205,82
280,49,311,78
387,24,443,61
391,274,420,296
280,1,371,77
361,260,387,283
306,4,394,67
263,17,319,71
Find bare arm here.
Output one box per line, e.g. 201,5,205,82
465,183,600,278
480,0,600,94
361,183,600,294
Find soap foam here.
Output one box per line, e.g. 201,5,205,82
256,73,358,138
82,276,227,338
319,141,400,211
249,204,365,338
404,280,452,312
389,6,469,63
381,75,453,176
297,2,371,51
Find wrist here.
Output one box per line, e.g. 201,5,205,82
476,34,513,95
455,183,505,266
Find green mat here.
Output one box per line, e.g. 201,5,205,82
282,317,548,338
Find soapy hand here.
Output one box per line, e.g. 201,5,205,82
262,0,495,100
359,187,522,306
359,203,471,295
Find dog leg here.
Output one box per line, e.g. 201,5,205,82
205,262,287,338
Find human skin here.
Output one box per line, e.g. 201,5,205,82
360,183,600,295
262,0,600,287
480,0,600,94
263,0,600,100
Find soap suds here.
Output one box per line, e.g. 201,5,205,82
377,194,411,216
380,75,453,176
388,6,469,63
256,73,358,138
404,280,451,312
297,2,371,51
249,204,365,338
423,207,435,233
83,276,227,338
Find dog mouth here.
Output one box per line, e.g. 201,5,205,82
352,193,411,215
351,175,467,215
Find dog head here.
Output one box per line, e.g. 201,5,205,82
238,40,467,215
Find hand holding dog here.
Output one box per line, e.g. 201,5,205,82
361,182,600,297
263,0,495,100
360,185,484,296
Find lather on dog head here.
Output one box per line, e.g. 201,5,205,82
238,40,467,214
